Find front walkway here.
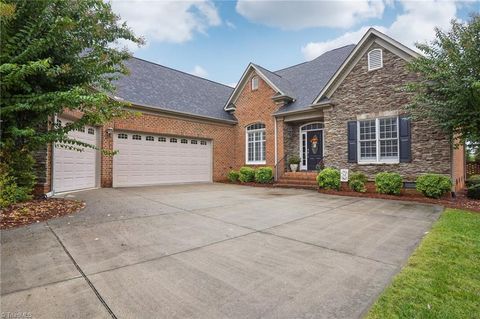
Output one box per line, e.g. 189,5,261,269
1,184,442,318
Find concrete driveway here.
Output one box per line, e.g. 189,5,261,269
1,184,442,319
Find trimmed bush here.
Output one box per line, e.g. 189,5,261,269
416,174,452,198
0,172,32,209
375,172,403,195
317,167,340,190
467,183,480,200
255,167,273,183
239,166,255,183
466,174,480,187
228,170,239,183
349,172,367,192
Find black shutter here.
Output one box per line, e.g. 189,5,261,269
399,115,411,162
347,121,357,163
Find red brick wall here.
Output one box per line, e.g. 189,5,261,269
231,71,281,170
100,112,236,186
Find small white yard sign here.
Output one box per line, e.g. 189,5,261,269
340,169,349,182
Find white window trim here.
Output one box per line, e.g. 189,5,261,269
357,116,399,164
245,125,266,165
251,76,259,91
368,48,383,71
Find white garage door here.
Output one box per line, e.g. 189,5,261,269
113,132,212,187
53,118,99,193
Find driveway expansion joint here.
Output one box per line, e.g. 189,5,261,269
46,222,118,319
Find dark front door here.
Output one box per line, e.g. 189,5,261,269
307,130,323,170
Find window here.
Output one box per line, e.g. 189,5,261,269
181,138,188,144
56,119,62,127
77,127,85,133
132,134,142,140
191,140,198,144
118,133,128,139
246,123,266,164
146,136,154,141
158,137,166,142
368,49,383,71
358,117,399,163
200,140,207,145
251,76,259,91
170,138,177,143
87,128,95,135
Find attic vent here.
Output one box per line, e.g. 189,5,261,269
368,49,383,71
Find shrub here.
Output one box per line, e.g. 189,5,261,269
0,172,32,209
228,170,239,183
467,183,480,200
239,166,255,183
466,174,480,187
288,155,301,165
416,174,452,198
349,172,367,192
375,172,403,195
317,167,340,190
255,167,273,183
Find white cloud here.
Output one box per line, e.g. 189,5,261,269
236,0,386,30
109,0,221,51
191,65,209,78
301,0,458,60
226,20,237,29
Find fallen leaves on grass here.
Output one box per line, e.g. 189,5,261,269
1,199,85,229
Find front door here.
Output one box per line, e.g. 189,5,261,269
307,130,323,170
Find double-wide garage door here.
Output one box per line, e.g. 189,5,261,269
53,118,99,193
113,132,212,187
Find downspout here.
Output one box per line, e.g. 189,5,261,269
48,114,58,197
274,117,278,181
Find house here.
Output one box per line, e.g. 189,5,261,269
34,28,466,195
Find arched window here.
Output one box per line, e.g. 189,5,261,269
246,123,265,164
251,76,259,91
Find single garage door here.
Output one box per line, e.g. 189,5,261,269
53,118,99,193
113,132,212,187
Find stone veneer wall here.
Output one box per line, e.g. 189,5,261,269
283,123,300,162
324,43,451,181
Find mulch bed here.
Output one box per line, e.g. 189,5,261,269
318,188,480,212
220,180,480,212
1,198,86,230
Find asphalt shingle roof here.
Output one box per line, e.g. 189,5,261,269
112,58,235,121
112,45,354,121
261,45,355,114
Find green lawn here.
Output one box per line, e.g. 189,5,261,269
366,209,480,319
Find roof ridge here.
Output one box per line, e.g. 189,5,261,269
274,44,356,73
130,56,233,90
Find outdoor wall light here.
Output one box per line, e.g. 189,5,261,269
106,127,114,136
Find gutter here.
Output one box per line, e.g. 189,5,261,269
112,97,238,125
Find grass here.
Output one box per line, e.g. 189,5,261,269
366,209,480,319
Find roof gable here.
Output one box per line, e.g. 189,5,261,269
224,63,293,111
312,28,420,103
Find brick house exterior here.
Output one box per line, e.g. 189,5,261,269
36,28,465,194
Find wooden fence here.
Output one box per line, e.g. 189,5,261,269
466,161,480,177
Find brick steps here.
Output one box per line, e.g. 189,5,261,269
274,171,318,190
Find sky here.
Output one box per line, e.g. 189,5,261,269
109,0,479,87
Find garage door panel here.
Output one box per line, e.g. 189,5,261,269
53,119,98,193
113,132,212,187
